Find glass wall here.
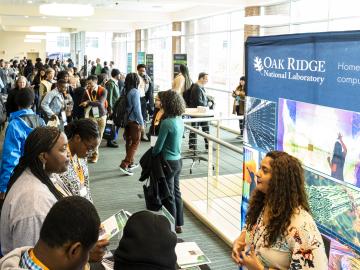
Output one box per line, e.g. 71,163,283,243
143,24,172,91
112,32,135,73
77,0,360,132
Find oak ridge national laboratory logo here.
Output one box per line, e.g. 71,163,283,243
252,55,326,85
253,56,264,73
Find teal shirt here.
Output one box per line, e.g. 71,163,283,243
152,117,184,160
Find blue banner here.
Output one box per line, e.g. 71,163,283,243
246,30,360,112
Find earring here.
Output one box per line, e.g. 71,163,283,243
42,162,46,171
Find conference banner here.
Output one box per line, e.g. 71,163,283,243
244,31,360,260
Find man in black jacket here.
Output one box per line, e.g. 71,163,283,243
189,72,209,150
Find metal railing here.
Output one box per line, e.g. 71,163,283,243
180,115,243,246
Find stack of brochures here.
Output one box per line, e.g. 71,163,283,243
175,242,211,269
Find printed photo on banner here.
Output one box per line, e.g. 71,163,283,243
328,238,360,270
304,168,360,254
277,98,360,188
241,146,260,227
244,96,277,152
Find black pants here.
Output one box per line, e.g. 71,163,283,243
189,122,209,150
162,159,184,226
235,105,244,136
140,97,147,124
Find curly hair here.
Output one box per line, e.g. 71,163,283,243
160,90,185,117
245,151,310,247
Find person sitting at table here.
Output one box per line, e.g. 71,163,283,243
232,151,328,270
113,210,177,270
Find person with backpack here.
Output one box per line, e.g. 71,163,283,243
80,75,107,163
0,88,45,199
105,69,121,148
119,73,143,176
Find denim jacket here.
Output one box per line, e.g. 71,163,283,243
41,88,65,118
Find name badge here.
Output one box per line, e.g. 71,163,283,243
92,107,100,118
61,111,67,123
79,186,88,197
150,136,158,147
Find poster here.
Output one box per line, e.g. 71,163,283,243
173,54,187,78
137,51,146,65
146,53,154,82
127,53,132,74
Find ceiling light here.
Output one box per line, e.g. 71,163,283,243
24,39,41,43
41,16,46,19
39,3,94,17
25,34,46,39
29,26,60,32
67,17,72,20
27,0,33,3
24,16,29,18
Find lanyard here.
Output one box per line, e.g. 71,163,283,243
29,249,49,270
85,88,97,102
67,145,85,184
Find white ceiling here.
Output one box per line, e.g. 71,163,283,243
0,0,287,33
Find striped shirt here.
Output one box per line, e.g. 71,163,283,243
19,249,47,270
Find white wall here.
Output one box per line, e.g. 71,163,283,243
0,31,46,61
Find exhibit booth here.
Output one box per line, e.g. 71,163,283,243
243,30,360,269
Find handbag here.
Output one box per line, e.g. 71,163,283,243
143,178,162,211
103,119,116,141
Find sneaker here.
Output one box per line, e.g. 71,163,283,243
128,163,139,170
119,166,134,176
175,226,183,234
107,140,119,148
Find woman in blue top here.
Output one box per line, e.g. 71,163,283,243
152,90,186,233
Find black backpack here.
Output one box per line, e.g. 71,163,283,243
19,114,43,128
112,92,133,128
182,83,194,108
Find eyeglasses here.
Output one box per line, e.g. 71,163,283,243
82,140,97,155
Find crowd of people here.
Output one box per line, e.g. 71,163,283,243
0,56,328,270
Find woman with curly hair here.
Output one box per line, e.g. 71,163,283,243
152,90,186,233
232,151,327,270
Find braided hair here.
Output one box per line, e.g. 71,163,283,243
6,126,64,200
64,118,99,141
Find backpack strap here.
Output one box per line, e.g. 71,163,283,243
19,114,41,129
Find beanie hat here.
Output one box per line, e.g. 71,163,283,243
113,211,177,270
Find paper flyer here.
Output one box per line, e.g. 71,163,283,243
99,209,129,240
175,242,211,269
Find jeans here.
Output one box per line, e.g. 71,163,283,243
140,96,147,123
162,159,184,226
189,121,209,150
120,121,141,168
